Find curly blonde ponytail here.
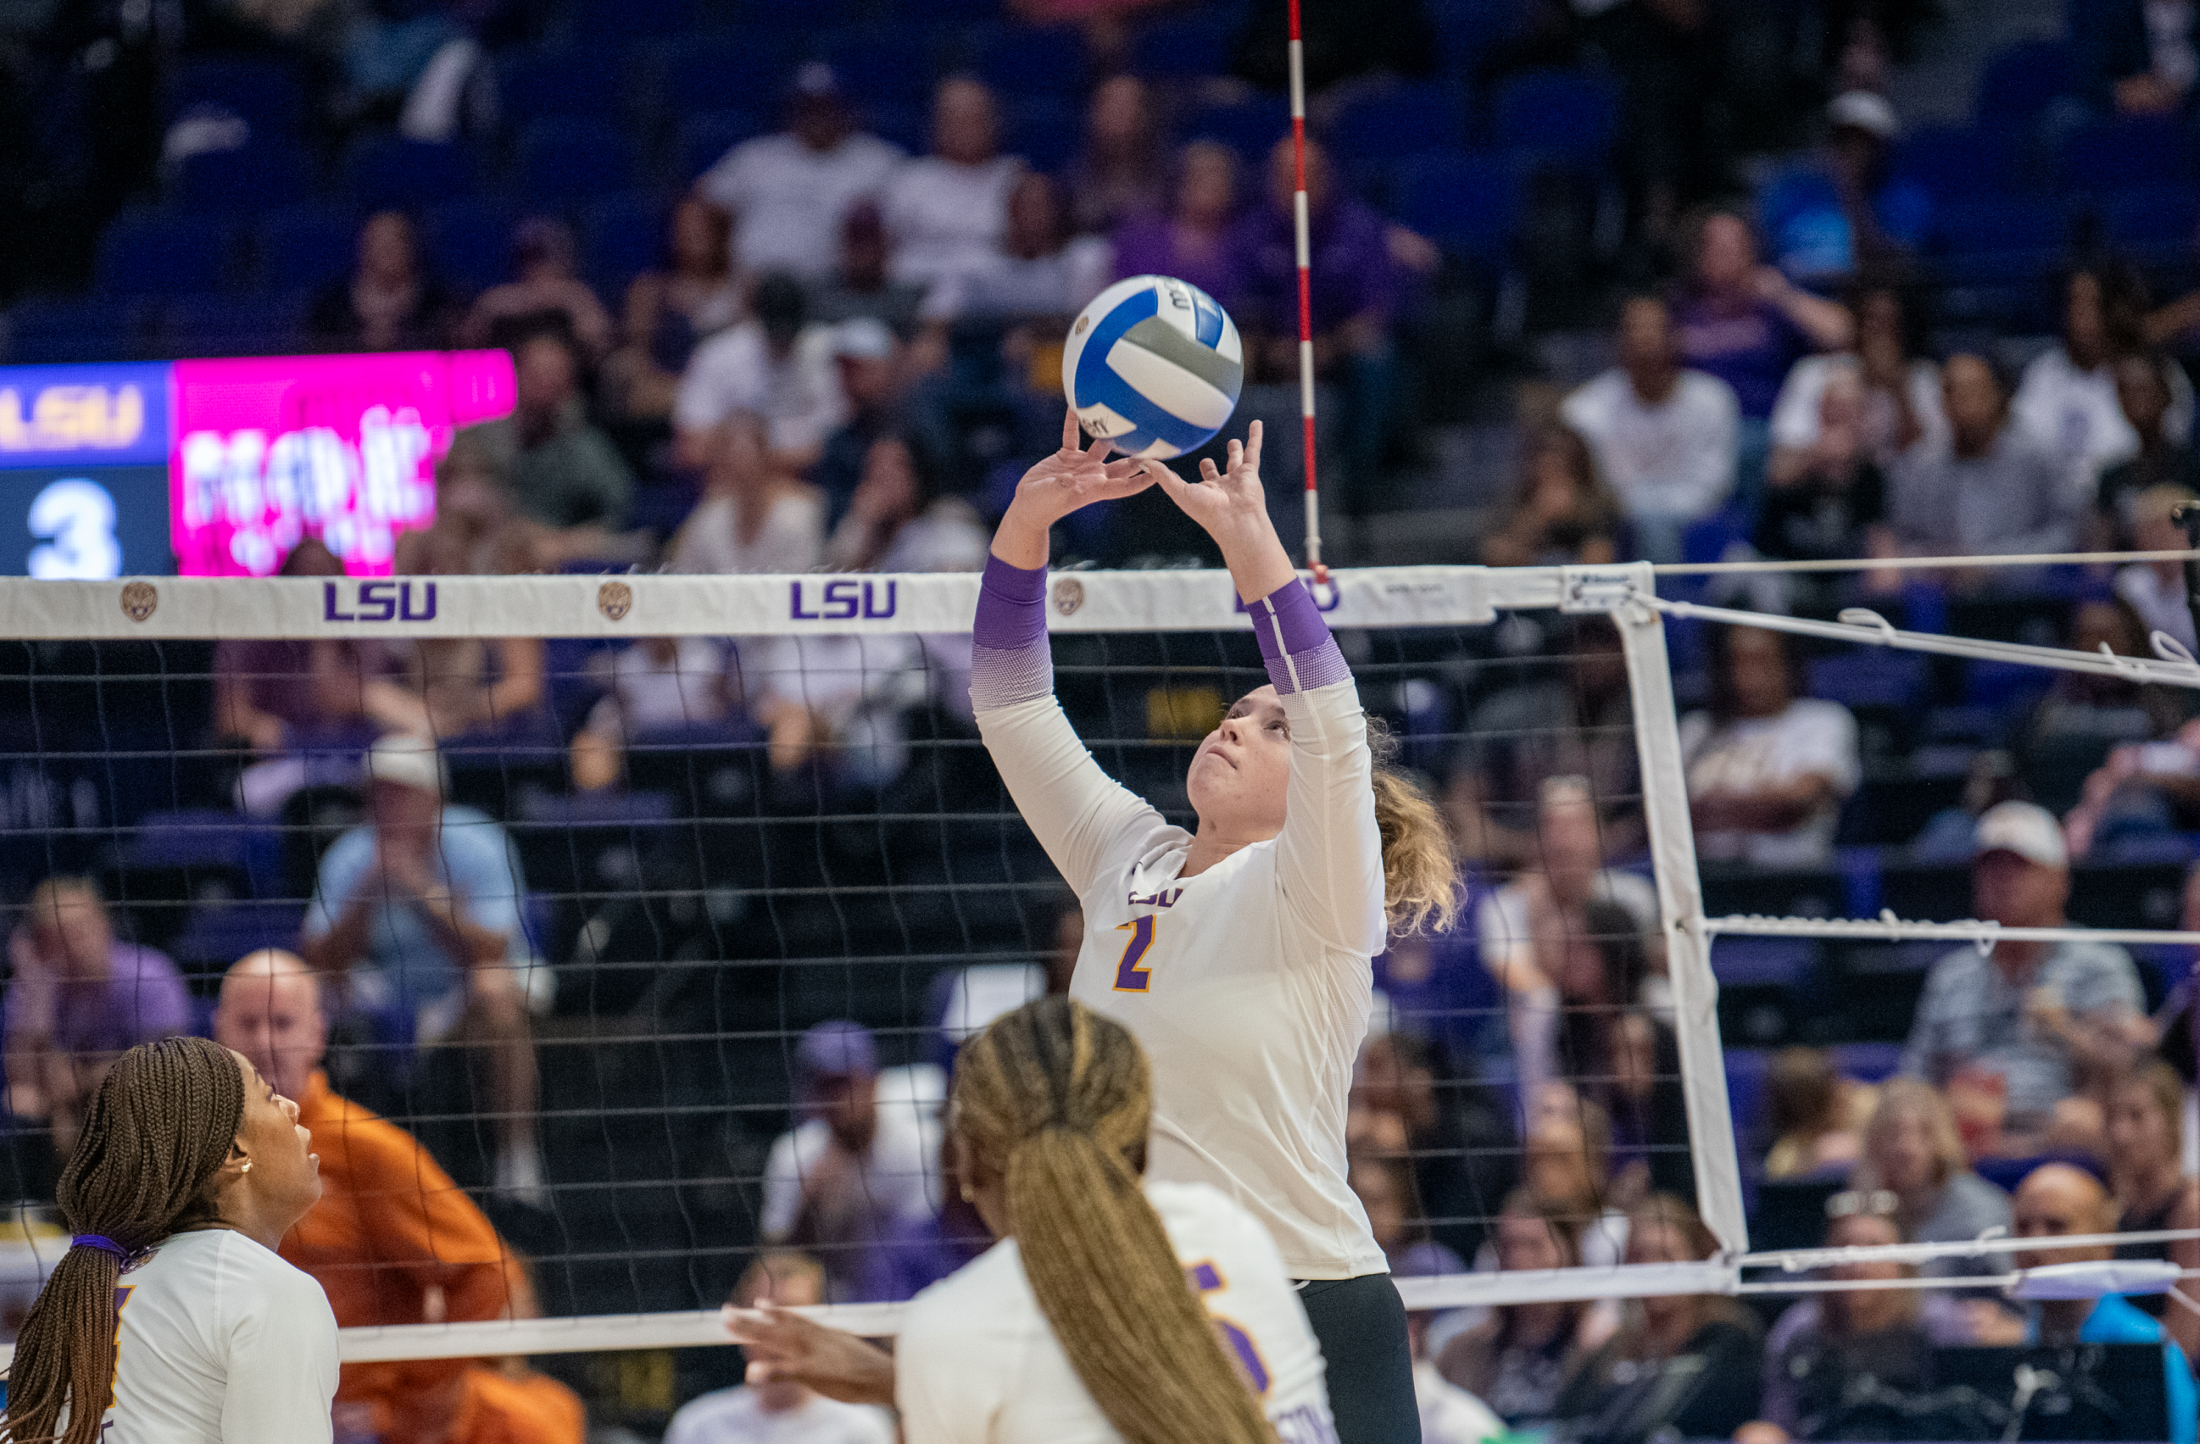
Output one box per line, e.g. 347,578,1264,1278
953,998,1277,1444
1367,718,1462,936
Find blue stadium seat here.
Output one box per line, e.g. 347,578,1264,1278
820,26,944,108
96,210,233,297
255,205,360,293
1129,13,1236,79
1394,151,1518,262
1928,193,2070,258
173,143,311,212
568,0,693,41
1492,67,1619,168
1831,1041,1904,1082
1004,96,1080,171
678,110,766,184
1806,651,1929,709
121,808,284,897
1325,85,1468,168
169,901,308,972
656,36,790,116
1886,124,2022,199
897,0,1000,21
581,194,663,297
166,56,306,135
1710,936,1819,986
865,104,927,156
1974,37,2076,123
162,293,309,358
2055,115,2195,193
2,297,144,364
343,135,478,210
2104,186,2200,256
498,49,622,128
969,24,1089,96
1428,0,1523,70
423,200,519,293
1183,96,1292,167
515,118,636,204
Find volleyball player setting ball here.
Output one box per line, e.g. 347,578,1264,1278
727,996,1340,1444
3,1035,337,1444
970,410,1460,1443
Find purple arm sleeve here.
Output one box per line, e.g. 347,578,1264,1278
969,554,1053,711
1248,579,1349,695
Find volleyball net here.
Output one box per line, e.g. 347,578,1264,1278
0,560,2193,1372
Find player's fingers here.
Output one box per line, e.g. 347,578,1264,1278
1242,419,1263,472
1199,456,1222,483
1144,460,1193,502
1061,408,1080,452
1083,429,1115,462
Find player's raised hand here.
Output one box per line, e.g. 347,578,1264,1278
1145,421,1267,541
721,1303,895,1406
1006,410,1155,528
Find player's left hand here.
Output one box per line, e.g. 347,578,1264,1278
721,1303,896,1406
1145,421,1267,542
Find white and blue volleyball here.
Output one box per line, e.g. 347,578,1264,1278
1062,274,1244,459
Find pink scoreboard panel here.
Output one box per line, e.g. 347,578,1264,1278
169,350,515,577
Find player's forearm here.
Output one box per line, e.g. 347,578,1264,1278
989,502,1053,571
970,553,1052,712
1212,510,1297,604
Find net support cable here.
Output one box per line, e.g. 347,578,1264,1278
2,554,2192,1363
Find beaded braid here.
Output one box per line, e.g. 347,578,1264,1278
2,1036,245,1444
953,997,1279,1444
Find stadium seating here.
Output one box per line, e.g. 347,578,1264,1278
95,210,234,297
343,134,480,211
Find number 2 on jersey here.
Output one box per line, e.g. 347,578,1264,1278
1112,915,1156,992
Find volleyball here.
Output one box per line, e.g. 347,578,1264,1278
1062,274,1244,460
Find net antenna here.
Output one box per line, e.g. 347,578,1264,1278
1286,0,1327,585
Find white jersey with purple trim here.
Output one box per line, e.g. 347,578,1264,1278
974,671,1388,1279
895,1179,1338,1444
62,1227,339,1444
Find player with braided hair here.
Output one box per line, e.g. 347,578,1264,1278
2,1034,336,1444
726,995,1338,1443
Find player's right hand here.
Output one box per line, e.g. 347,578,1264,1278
1006,409,1156,528
721,1302,896,1407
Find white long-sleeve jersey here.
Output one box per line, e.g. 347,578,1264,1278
971,563,1389,1279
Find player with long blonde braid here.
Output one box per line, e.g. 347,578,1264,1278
965,410,1456,1443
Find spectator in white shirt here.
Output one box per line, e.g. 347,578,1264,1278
2113,483,2200,657
2014,266,2195,503
919,171,1112,327
668,412,826,576
881,77,1022,289
694,63,904,284
663,1252,894,1444
759,1021,938,1302
1680,622,1861,867
675,273,848,472
1769,283,1945,469
1560,295,1741,564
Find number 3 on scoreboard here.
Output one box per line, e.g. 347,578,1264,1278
1112,915,1157,992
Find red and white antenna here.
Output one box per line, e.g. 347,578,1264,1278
1285,0,1328,585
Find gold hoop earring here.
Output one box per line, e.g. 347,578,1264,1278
240,1160,252,1175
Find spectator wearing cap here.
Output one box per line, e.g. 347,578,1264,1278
1885,353,2078,571
1559,293,1741,565
3,877,188,1155
759,1021,939,1302
674,273,849,473
2008,1162,2195,1444
300,735,547,1203
212,950,584,1444
1899,802,2148,1145
880,77,1022,290
1762,92,1930,285
459,217,614,363
811,317,909,527
694,63,905,286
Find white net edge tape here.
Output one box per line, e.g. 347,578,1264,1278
0,567,1527,641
